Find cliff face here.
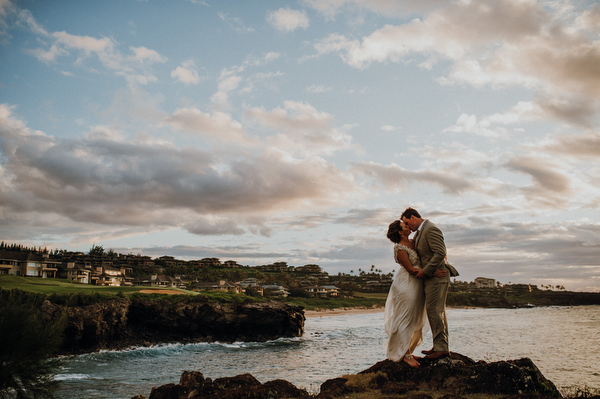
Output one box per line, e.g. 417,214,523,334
126,298,305,344
41,299,305,355
135,353,564,399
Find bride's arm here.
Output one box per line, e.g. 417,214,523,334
396,250,418,276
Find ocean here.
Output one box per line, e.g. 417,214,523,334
55,305,600,398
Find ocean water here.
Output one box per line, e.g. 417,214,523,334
55,305,600,398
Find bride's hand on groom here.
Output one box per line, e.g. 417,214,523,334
415,270,426,279
433,269,447,278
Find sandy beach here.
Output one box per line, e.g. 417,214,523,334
139,289,187,295
303,305,476,318
304,306,384,318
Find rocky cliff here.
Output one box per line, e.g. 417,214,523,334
41,298,305,355
133,354,567,399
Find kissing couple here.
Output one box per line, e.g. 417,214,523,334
383,207,458,368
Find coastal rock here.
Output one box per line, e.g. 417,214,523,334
319,353,562,398
133,355,563,399
127,298,305,344
45,299,304,354
145,371,309,399
42,299,130,354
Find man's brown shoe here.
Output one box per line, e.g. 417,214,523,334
424,351,450,359
421,348,435,355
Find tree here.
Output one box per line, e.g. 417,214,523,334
0,289,66,398
244,286,260,296
288,288,309,298
88,243,104,257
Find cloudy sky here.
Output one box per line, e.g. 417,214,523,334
1,0,599,291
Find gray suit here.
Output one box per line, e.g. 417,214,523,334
415,220,450,352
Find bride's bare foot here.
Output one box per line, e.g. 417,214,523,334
403,354,420,368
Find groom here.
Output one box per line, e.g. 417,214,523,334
401,207,450,359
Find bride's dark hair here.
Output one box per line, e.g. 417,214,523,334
387,220,402,243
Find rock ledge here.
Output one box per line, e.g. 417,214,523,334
134,353,566,399
42,298,305,354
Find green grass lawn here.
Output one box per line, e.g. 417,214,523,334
0,275,389,309
354,292,387,299
0,274,197,295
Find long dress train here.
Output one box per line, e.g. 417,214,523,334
383,243,428,361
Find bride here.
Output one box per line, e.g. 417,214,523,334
383,220,446,368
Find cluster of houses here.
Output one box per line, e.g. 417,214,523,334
0,249,340,298
1,248,511,297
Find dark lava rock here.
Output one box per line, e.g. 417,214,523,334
42,299,305,354
133,354,562,399
318,353,562,398
144,372,309,399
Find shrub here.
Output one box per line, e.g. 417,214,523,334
0,289,66,398
288,288,309,298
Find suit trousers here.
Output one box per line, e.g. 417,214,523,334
424,280,449,352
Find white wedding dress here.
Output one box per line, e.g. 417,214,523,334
383,243,428,361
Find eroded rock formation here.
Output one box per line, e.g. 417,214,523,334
41,298,305,354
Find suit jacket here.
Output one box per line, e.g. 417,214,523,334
415,220,450,283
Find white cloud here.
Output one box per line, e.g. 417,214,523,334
380,125,398,132
445,94,598,138
211,69,244,106
164,107,258,146
0,104,358,237
305,85,332,93
351,161,478,195
129,46,167,64
505,156,573,207
52,31,114,55
313,0,600,123
246,100,354,156
171,60,201,84
541,132,600,159
264,51,281,62
444,113,507,138
218,12,254,32
22,13,165,85
267,8,309,32
219,75,242,91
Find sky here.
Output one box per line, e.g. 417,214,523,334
1,0,599,292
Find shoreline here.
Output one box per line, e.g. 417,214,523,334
303,305,481,318
304,306,384,318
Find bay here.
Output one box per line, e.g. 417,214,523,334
56,305,600,398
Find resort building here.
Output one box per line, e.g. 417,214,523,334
305,285,339,298
0,250,60,278
474,277,496,288
66,263,92,284
92,266,131,286
262,284,290,297
194,280,243,294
